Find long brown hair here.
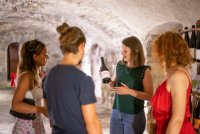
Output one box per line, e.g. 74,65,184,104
18,39,46,87
122,36,145,67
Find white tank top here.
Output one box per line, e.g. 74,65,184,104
25,78,44,107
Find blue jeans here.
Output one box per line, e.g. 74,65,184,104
110,109,146,134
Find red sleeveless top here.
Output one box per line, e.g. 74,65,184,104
151,79,195,134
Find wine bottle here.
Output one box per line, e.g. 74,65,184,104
193,100,200,132
100,57,111,84
189,25,197,61
184,27,190,47
196,23,200,62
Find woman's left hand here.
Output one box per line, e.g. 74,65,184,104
114,82,131,95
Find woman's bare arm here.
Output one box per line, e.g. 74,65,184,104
12,72,47,116
12,72,38,113
166,71,188,134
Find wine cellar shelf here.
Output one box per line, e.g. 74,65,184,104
179,28,200,34
181,20,200,132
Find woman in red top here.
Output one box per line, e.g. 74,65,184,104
151,32,195,134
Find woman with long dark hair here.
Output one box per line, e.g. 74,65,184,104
11,39,48,134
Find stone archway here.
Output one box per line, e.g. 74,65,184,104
7,42,19,80
145,22,183,91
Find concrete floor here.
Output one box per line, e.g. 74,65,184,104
0,87,111,134
0,87,148,134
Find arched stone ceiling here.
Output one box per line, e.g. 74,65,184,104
0,0,199,70
0,0,199,85
1,0,200,45
0,0,135,50
105,0,200,34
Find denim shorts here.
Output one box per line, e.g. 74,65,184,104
110,109,146,134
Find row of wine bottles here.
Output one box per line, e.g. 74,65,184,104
193,97,200,132
184,25,200,62
100,31,200,85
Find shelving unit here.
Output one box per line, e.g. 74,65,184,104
191,91,200,133
179,24,200,133
192,91,200,99
179,28,200,34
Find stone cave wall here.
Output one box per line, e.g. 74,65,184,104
90,43,119,106
0,26,62,86
0,20,199,107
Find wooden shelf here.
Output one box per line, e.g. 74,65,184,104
179,28,200,34
191,91,200,99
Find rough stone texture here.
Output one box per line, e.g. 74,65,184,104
145,22,200,93
147,22,183,37
0,0,200,100
0,1,199,133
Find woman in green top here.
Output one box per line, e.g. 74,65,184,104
109,36,153,134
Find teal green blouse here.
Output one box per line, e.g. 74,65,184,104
112,61,150,114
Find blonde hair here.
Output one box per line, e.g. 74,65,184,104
152,31,192,70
